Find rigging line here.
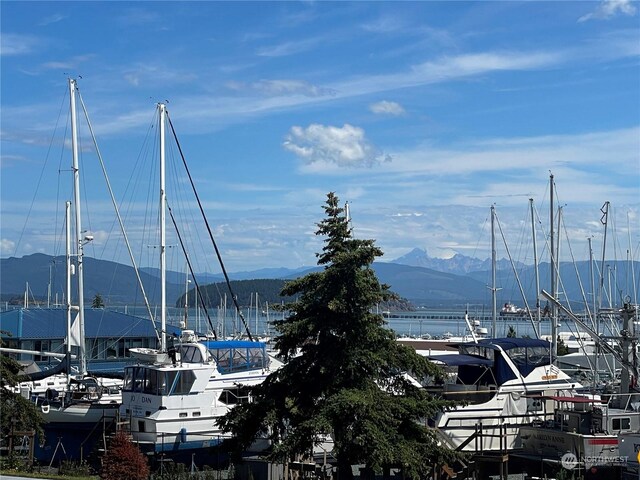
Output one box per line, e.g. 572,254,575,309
14,88,69,257
166,201,217,340
166,113,254,341
561,212,594,324
77,91,159,341
494,211,539,338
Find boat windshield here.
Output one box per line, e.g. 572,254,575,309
123,366,196,395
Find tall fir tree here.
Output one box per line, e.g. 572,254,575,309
218,192,457,478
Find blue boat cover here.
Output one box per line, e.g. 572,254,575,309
459,337,550,350
428,353,492,366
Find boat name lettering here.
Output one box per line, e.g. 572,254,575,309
130,394,152,404
533,433,566,444
541,374,558,380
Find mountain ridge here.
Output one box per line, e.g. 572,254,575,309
2,252,637,309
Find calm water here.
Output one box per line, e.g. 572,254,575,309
106,305,616,340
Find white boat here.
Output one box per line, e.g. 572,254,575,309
427,337,582,452
520,392,640,468
118,103,281,458
518,302,640,470
31,80,122,428
120,332,281,454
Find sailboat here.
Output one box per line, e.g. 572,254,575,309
27,79,123,464
118,103,282,463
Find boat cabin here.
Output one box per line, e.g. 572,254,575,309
428,338,554,404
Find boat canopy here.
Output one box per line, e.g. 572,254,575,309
428,354,492,367
459,338,551,351
458,337,553,378
201,340,268,374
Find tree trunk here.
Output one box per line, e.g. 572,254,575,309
336,458,354,480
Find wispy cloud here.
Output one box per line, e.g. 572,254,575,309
256,36,324,57
38,13,67,26
226,79,336,97
578,0,637,22
0,33,40,56
116,8,162,27
369,100,405,116
283,124,392,169
361,15,407,34
122,62,198,87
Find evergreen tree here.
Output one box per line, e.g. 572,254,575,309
91,293,104,308
0,335,44,444
218,192,457,479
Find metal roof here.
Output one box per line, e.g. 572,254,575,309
0,308,182,340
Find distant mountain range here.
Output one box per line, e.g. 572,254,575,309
2,252,637,309
391,248,524,275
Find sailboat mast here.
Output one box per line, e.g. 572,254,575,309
491,204,497,337
530,199,541,331
70,79,87,376
549,173,557,358
159,103,167,353
65,201,72,362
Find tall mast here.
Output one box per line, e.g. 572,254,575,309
70,78,87,376
549,173,557,358
491,204,497,337
159,103,167,353
598,201,610,310
65,201,72,382
530,199,541,331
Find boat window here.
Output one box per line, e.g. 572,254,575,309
219,386,251,405
527,346,551,366
145,369,159,395
168,370,196,395
124,367,161,394
209,345,268,374
460,345,494,361
612,417,631,430
123,368,134,391
180,345,204,363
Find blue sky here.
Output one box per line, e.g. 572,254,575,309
1,1,639,275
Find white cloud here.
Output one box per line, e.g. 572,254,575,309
369,100,405,116
578,0,637,22
283,124,392,169
1,238,16,255
0,33,40,56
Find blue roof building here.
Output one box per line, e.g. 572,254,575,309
0,308,183,373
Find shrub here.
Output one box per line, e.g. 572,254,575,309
100,431,149,480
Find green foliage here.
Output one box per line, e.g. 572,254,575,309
507,325,517,338
100,430,149,480
91,293,104,308
59,460,95,477
0,335,44,443
557,336,570,356
218,192,457,478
